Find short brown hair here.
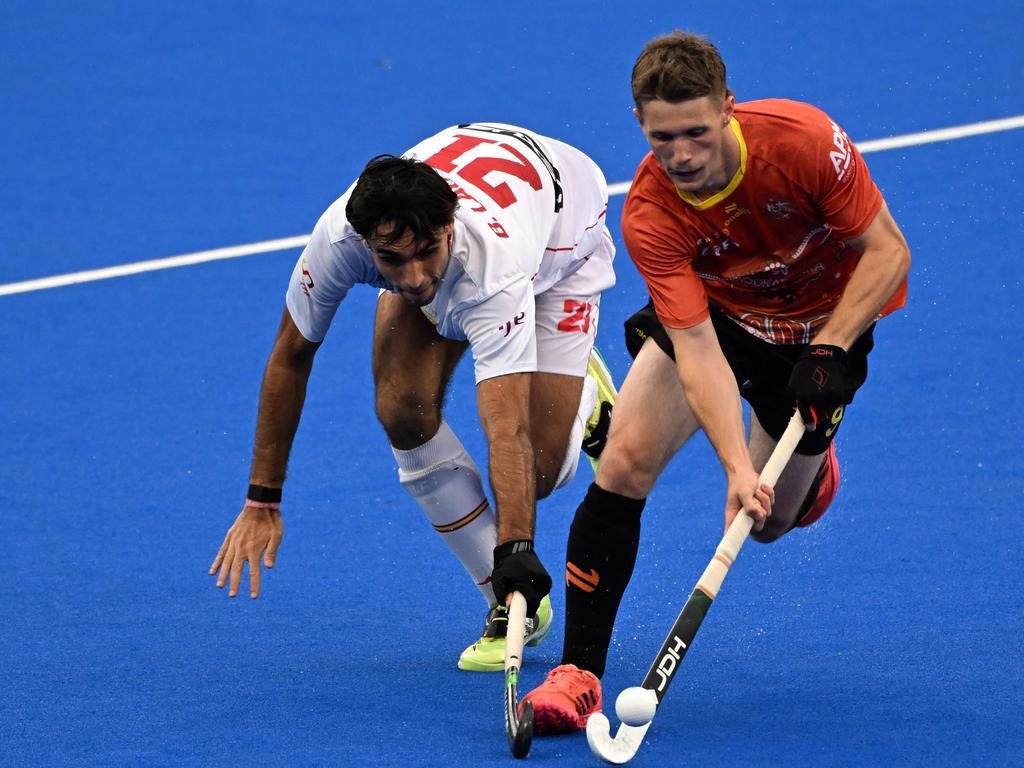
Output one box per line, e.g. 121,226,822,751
631,31,730,110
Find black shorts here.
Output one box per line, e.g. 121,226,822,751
624,300,874,455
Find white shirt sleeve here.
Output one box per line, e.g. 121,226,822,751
285,212,370,343
459,274,537,383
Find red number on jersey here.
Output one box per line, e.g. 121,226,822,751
557,300,593,334
424,134,543,209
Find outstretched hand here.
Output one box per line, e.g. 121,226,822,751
209,506,284,598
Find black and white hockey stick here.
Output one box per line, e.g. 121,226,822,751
586,411,806,764
505,591,535,759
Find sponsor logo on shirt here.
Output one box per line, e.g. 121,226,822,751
300,258,315,296
696,232,741,260
499,311,526,337
829,121,853,182
722,202,751,232
764,199,796,220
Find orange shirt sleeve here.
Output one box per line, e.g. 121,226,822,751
794,109,883,239
622,178,710,329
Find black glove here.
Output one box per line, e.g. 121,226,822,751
491,540,552,618
786,344,852,430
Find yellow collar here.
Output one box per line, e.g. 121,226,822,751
675,118,746,210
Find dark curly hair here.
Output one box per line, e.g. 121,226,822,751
346,155,458,245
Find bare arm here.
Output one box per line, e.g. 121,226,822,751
665,320,772,529
813,201,911,349
478,370,554,614
249,308,322,485
476,372,536,544
209,307,320,598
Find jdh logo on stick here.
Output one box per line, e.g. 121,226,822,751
655,635,688,692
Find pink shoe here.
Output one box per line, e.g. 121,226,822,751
521,664,602,734
796,442,839,527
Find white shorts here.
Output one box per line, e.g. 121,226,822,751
534,227,616,378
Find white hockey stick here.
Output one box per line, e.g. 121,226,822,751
504,591,535,758
586,411,806,764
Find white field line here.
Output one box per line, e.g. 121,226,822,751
3,114,1024,298
0,235,312,296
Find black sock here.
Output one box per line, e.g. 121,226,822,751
561,482,644,678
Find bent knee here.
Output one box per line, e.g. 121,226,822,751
375,396,442,449
594,442,660,498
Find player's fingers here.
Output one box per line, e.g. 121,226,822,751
215,547,234,588
749,495,767,519
248,557,261,599
798,402,819,431
804,411,819,432
744,496,768,528
746,500,765,529
265,532,282,568
229,556,245,598
209,537,229,575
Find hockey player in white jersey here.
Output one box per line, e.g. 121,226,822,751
210,123,618,671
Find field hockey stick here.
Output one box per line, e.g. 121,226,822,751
586,410,806,764
504,591,535,759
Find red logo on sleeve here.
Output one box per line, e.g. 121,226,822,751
300,259,315,296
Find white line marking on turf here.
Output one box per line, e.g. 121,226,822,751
3,114,1023,297
0,236,312,296
856,114,1024,152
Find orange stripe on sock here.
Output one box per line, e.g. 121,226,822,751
567,562,600,586
566,573,596,592
566,562,600,592
432,500,489,533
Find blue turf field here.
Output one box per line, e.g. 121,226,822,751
2,3,1022,766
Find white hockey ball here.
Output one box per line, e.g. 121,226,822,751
615,686,657,726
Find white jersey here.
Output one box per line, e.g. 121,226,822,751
285,123,615,381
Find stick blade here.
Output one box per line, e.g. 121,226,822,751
508,700,534,759
586,713,649,765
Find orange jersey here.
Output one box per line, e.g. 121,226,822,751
622,98,907,344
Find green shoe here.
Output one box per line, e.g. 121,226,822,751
582,347,618,473
457,594,553,672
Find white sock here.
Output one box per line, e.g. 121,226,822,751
553,375,598,491
392,420,497,607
